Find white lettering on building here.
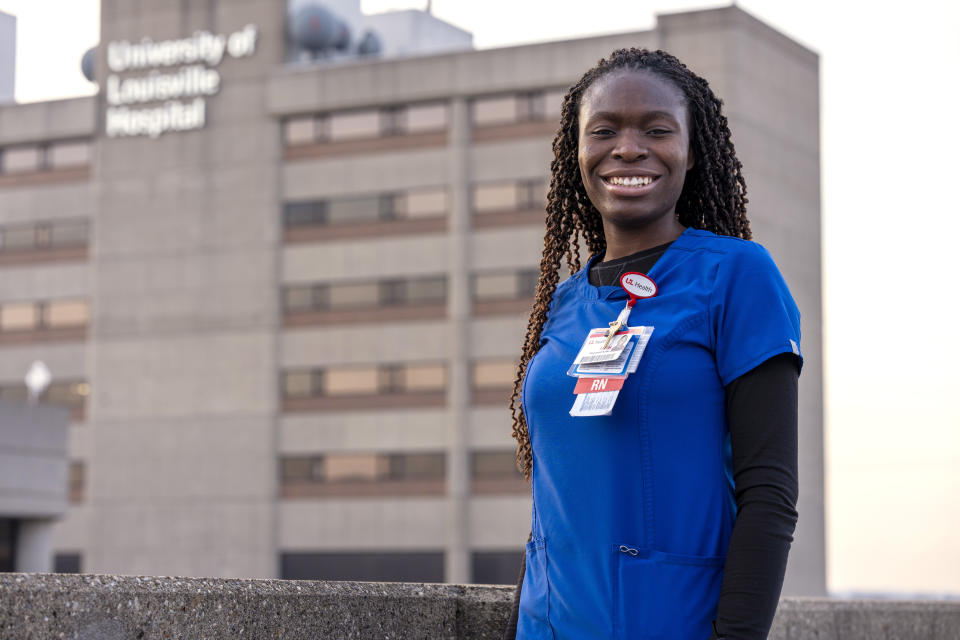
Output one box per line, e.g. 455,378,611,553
105,24,257,138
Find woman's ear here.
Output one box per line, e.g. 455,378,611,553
686,144,695,171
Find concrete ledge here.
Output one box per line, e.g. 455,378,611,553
0,574,958,639
0,574,514,640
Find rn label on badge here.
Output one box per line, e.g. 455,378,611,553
620,272,657,302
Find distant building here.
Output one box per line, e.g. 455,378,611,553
0,11,14,103
0,0,824,594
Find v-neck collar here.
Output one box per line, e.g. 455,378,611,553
576,226,699,301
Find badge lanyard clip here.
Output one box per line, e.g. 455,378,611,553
603,272,657,347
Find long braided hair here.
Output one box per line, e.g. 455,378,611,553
510,48,751,479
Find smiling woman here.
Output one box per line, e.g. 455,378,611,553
577,70,694,256
506,49,801,640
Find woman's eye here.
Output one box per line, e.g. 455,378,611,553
648,128,671,136
591,128,615,136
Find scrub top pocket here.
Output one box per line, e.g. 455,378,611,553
612,544,724,640
517,537,554,640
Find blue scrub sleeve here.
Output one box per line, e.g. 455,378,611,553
711,244,803,386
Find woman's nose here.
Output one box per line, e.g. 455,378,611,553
612,133,648,161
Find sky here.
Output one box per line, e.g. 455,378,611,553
1,0,958,595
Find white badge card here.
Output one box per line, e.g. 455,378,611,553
569,389,620,417
570,339,635,377
571,329,633,366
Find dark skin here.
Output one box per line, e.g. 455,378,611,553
577,69,695,260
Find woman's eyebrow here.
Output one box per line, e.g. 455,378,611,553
584,109,681,124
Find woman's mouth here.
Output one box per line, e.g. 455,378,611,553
601,174,660,195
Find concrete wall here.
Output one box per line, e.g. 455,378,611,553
0,574,957,640
86,0,286,579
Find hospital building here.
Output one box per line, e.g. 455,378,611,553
0,0,825,593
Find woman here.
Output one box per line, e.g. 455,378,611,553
505,48,802,639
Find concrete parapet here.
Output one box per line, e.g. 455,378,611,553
0,573,958,639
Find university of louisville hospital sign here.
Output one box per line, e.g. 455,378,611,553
104,25,258,138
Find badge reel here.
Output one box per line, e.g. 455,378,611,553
569,272,657,417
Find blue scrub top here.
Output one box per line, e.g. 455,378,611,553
517,228,802,640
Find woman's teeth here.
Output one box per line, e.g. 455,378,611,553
607,176,655,186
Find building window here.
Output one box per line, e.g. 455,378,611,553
0,145,42,173
280,551,444,583
329,109,382,141
472,359,518,391
473,269,539,303
0,302,38,331
284,102,449,147
282,362,447,399
47,141,91,169
471,450,526,495
395,188,447,219
472,95,520,126
405,103,448,133
283,116,320,146
42,300,89,328
326,282,380,310
0,140,92,175
472,179,548,214
281,452,445,483
472,550,524,585
325,367,380,396
471,89,566,127
280,452,446,497
0,299,88,333
0,219,89,254
53,552,82,574
471,359,517,405
69,461,85,503
0,380,89,415
283,275,447,313
472,451,523,482
284,188,447,229
0,519,16,572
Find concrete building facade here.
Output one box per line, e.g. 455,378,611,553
0,402,70,573
0,0,824,593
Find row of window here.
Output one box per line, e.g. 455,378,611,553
282,359,515,399
284,187,448,227
285,102,449,146
281,450,520,485
0,219,88,254
0,140,92,175
0,380,89,408
0,299,88,332
282,89,565,146
283,270,537,314
283,179,548,229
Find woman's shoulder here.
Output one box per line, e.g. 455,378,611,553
681,228,782,273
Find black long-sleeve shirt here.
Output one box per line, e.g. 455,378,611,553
503,243,799,640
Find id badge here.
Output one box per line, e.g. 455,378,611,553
568,271,658,418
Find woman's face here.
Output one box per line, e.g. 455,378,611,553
577,69,694,234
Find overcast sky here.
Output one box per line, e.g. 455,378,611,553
1,0,958,595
